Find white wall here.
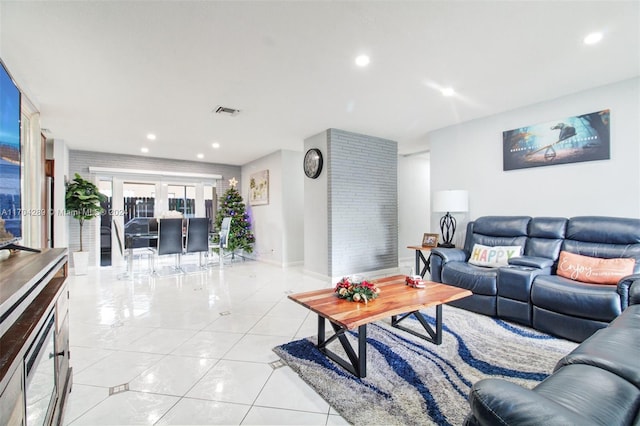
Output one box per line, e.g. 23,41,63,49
51,139,68,249
429,78,640,232
281,150,304,266
242,149,304,267
21,110,43,248
242,152,282,265
397,153,431,265
303,131,329,276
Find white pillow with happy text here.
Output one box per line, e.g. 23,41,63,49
468,244,522,267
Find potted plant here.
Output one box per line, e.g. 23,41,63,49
65,173,106,275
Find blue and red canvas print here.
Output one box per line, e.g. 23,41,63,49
503,109,610,171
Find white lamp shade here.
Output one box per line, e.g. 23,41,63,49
433,190,469,213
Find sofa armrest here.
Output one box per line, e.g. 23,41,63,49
617,274,640,309
468,379,590,426
630,279,640,306
508,255,554,269
431,247,467,263
429,248,467,282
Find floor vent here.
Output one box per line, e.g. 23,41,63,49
109,383,129,396
269,360,285,370
219,311,231,316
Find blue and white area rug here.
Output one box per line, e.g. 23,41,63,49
273,305,578,426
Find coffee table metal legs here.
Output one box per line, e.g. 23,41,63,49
316,305,443,378
317,317,367,378
391,304,443,345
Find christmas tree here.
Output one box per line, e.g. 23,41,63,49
213,178,255,255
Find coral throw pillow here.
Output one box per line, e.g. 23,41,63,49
468,244,522,267
557,251,635,285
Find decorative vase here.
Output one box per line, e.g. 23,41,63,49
73,251,89,275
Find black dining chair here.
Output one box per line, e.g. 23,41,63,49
152,218,184,275
184,217,210,270
148,217,158,233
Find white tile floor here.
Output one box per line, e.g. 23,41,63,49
64,258,350,425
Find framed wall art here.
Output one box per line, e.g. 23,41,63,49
502,109,610,171
249,170,269,206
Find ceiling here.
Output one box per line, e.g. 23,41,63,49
1,1,638,166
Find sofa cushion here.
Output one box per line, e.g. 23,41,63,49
529,217,567,239
442,262,498,296
532,306,607,342
555,327,640,387
508,256,554,269
566,216,640,245
610,304,640,329
563,216,640,274
469,244,521,267
557,251,635,285
465,216,530,254
468,377,589,426
629,277,640,305
472,216,531,237
468,364,640,426
532,275,622,322
525,217,567,260
535,364,640,426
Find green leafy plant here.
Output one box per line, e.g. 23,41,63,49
65,173,106,252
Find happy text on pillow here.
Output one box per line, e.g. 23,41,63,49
469,244,522,267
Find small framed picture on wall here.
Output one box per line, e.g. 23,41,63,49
422,233,439,247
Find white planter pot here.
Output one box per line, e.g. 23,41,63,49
73,251,89,275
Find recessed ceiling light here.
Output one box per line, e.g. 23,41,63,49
355,55,370,67
147,133,156,140
212,142,220,149
441,87,455,97
584,32,603,45
141,147,149,153
197,153,204,159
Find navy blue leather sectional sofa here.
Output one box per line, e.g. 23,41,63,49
431,216,640,424
465,280,640,425
430,216,640,342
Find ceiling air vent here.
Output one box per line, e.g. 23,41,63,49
213,106,240,116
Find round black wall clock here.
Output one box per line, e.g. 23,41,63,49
303,148,323,179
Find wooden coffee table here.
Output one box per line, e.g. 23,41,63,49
288,275,471,378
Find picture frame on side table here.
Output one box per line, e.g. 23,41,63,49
422,233,439,247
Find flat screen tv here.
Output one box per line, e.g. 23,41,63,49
0,58,22,249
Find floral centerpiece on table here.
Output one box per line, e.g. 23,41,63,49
334,276,380,303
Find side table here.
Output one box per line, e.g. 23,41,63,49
407,245,434,278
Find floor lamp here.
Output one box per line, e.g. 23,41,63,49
433,190,469,248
